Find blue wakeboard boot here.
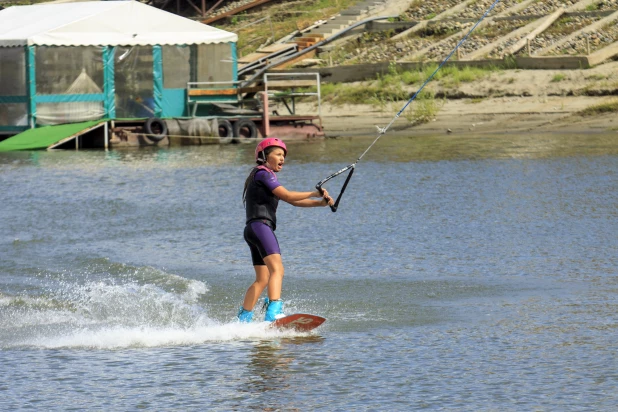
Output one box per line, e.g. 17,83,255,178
237,307,254,323
264,299,285,322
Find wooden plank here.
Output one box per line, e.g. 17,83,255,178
272,50,316,69
238,52,271,64
266,80,317,88
239,45,297,64
294,41,316,49
188,88,238,96
258,43,297,53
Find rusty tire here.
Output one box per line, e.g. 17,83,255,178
233,119,258,139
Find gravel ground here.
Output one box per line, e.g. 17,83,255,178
403,0,468,20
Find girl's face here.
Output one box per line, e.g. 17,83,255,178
265,147,286,172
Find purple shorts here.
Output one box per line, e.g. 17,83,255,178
244,221,281,266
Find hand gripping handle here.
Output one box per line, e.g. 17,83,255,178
315,164,355,213
316,184,338,212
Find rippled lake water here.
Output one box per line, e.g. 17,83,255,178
1,133,617,410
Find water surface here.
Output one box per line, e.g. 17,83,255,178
1,133,617,410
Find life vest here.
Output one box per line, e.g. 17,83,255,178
244,165,279,230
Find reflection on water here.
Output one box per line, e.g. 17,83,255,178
247,336,325,395
2,131,617,169
248,341,295,393
287,132,618,163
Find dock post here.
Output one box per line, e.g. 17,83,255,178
104,121,109,150
262,91,270,137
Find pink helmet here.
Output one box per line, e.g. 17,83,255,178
255,137,287,163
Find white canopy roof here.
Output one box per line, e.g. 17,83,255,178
0,1,237,47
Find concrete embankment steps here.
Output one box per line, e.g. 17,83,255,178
392,0,478,41
400,0,603,62
223,0,618,76
536,8,618,55
503,9,567,57
460,9,566,61
303,0,388,38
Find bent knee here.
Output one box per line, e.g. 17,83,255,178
255,277,270,287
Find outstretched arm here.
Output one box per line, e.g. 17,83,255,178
273,186,333,207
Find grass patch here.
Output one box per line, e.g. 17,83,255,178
439,65,494,87
578,100,618,116
585,73,608,81
551,73,567,82
408,91,444,124
395,64,498,88
319,64,500,106
319,82,408,106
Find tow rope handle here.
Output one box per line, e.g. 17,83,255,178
316,164,355,213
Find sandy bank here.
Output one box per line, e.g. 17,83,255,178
318,95,618,138
309,61,618,138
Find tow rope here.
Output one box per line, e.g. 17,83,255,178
317,0,502,212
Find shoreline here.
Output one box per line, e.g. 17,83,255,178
310,61,618,138
317,95,618,138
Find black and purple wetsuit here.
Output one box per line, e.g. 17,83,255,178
244,166,282,266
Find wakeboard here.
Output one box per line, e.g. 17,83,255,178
271,313,326,332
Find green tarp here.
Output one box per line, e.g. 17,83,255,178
0,121,106,151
